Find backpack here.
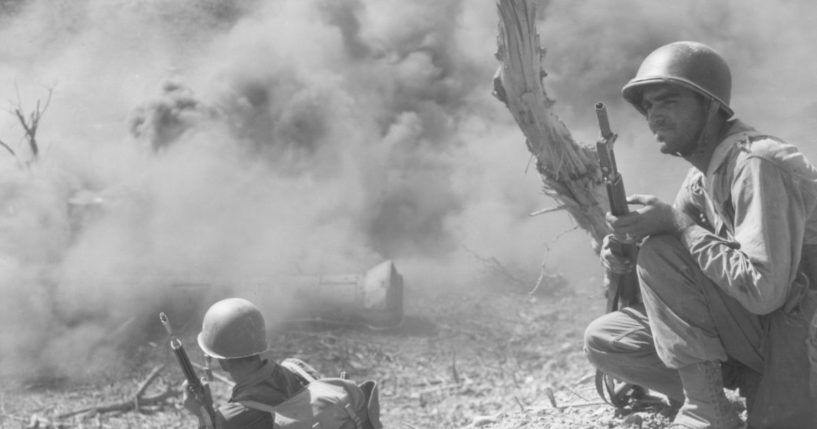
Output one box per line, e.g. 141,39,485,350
240,358,383,429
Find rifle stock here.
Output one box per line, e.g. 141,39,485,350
595,103,639,312
160,312,218,428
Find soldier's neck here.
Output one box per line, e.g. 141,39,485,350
684,118,728,172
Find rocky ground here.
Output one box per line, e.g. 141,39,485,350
0,273,703,429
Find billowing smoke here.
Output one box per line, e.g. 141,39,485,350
1,0,815,378
536,0,817,199
0,0,547,378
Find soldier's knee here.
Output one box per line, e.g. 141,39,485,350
637,234,682,266
636,234,691,283
584,308,656,376
584,316,609,367
584,313,626,368
584,315,608,354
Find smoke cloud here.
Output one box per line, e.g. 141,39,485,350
0,0,815,377
537,0,817,199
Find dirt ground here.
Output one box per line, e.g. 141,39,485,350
0,274,686,429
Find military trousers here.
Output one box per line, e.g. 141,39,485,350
584,234,817,428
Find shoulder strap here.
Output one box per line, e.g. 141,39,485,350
239,399,277,415
280,358,319,384
594,370,630,408
342,402,363,429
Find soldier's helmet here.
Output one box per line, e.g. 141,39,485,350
197,297,268,359
622,41,733,118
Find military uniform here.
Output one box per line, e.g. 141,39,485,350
585,40,817,428
215,359,306,429
586,119,817,427
188,298,311,429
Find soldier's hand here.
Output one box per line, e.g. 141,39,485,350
181,379,214,428
606,194,695,240
600,234,633,274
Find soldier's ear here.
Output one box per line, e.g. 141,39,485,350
218,358,231,371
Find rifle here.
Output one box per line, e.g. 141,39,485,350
595,102,640,312
593,103,644,408
160,312,218,428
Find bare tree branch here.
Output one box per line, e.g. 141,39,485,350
11,85,52,164
0,138,16,158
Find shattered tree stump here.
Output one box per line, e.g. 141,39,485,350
494,0,610,246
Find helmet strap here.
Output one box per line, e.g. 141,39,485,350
205,355,214,382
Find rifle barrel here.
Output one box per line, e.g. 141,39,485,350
595,102,613,139
159,312,173,336
160,312,219,426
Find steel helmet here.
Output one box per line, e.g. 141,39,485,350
197,297,268,359
622,41,733,117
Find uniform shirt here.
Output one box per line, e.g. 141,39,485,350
216,359,306,429
674,119,817,315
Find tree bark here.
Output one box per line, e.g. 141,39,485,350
494,0,610,247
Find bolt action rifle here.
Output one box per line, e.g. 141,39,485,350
160,312,218,429
595,102,639,312
593,103,645,408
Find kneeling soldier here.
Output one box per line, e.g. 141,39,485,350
183,297,307,429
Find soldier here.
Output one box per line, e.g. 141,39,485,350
183,297,307,429
584,41,817,428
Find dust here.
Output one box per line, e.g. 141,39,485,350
0,0,814,379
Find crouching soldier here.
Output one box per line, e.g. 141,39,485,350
584,41,817,428
183,297,307,429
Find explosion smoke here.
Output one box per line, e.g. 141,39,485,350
0,0,815,378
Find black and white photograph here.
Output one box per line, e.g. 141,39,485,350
1,1,816,428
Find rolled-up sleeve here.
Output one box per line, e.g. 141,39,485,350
679,156,806,314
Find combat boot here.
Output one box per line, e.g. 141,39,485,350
669,361,744,429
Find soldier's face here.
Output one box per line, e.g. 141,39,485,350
640,85,707,156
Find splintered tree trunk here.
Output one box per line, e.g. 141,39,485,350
494,0,610,246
